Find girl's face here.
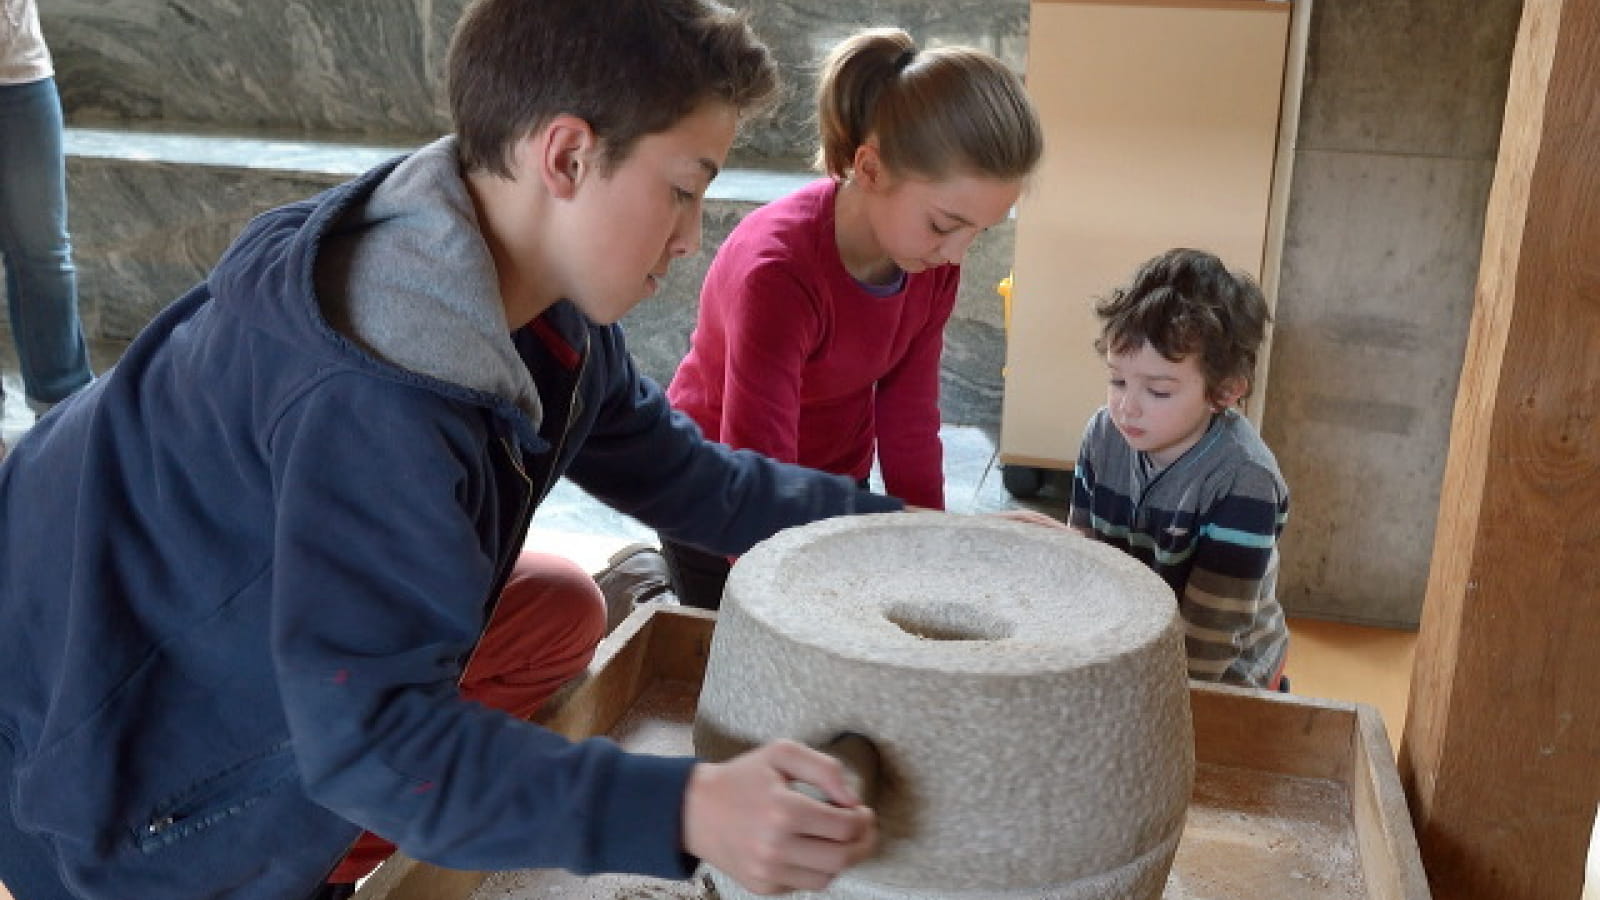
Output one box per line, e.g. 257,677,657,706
1105,343,1234,468
858,158,1023,275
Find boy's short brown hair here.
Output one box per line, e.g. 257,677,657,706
1093,248,1271,401
447,0,778,178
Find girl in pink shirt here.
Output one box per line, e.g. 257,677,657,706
663,27,1043,608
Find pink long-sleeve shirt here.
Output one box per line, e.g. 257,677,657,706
668,178,958,510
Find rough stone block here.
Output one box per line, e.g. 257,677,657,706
696,514,1193,899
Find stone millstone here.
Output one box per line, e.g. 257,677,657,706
693,513,1194,900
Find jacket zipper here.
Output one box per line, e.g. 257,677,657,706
457,434,533,686
537,331,589,504
458,332,589,683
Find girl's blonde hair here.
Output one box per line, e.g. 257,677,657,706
814,28,1042,182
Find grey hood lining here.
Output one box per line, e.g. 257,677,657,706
314,136,543,427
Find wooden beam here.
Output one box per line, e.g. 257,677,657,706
1399,1,1600,898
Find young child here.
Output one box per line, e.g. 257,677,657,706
0,2,889,899
661,27,1043,609
1068,248,1290,690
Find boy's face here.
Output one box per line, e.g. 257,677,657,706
559,102,738,325
1104,343,1221,468
858,161,1022,274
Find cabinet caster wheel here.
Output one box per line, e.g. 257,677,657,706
1001,464,1045,499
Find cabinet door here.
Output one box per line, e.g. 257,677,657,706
1001,0,1291,469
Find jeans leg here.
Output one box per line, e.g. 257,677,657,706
0,77,92,406
658,538,732,611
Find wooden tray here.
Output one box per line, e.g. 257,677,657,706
358,605,1430,900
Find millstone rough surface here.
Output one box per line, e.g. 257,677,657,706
694,514,1194,900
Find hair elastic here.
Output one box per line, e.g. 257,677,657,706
893,48,917,73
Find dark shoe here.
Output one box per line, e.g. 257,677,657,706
593,543,676,632
303,882,356,900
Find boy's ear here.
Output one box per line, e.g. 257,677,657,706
524,114,597,200
1212,376,1248,410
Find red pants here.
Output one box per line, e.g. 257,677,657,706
328,551,606,884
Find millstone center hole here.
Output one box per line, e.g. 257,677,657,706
885,601,1014,642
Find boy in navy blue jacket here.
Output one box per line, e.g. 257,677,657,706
0,2,892,898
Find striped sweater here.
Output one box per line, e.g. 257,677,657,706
1069,407,1290,688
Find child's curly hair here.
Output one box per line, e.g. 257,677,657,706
1093,248,1271,403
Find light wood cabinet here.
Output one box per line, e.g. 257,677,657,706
1000,0,1306,491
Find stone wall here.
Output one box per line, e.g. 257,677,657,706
47,0,454,143
43,0,1029,164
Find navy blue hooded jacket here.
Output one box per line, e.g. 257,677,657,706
0,139,901,899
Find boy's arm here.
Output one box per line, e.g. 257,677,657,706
1067,460,1095,534
1067,414,1100,534
870,269,958,510
566,327,902,556
267,376,699,877
1178,465,1290,688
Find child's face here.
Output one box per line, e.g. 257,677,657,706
861,170,1021,274
1104,343,1219,468
562,102,738,325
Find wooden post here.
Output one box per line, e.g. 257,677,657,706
1399,1,1600,899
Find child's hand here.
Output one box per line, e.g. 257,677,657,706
988,508,1070,530
682,740,877,894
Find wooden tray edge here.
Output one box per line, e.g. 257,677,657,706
361,606,1429,900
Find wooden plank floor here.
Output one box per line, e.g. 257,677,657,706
1282,616,1418,753
1277,616,1597,899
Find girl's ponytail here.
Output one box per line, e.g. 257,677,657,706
813,27,1042,183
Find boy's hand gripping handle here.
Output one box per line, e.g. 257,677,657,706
790,731,883,808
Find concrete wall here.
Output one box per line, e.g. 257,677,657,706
1262,0,1522,625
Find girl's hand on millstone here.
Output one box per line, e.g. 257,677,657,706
989,508,1071,530
682,739,878,895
